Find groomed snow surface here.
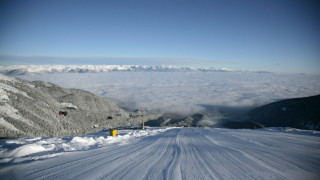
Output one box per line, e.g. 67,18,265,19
0,127,319,180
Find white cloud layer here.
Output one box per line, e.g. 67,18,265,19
17,71,320,117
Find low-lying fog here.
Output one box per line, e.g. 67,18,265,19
17,72,320,118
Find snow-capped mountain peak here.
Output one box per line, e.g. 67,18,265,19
0,65,232,75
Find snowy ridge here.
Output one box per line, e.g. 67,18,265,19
0,74,36,129
0,65,232,75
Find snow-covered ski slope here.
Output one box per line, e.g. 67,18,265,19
1,127,319,180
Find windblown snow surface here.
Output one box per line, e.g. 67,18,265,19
1,127,319,180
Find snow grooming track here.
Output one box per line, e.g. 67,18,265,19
0,128,319,180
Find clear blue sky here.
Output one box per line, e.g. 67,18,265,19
0,0,319,73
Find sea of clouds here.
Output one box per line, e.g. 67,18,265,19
15,70,320,118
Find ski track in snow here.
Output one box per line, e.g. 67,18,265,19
0,128,319,180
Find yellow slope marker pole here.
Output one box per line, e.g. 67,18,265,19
110,128,117,136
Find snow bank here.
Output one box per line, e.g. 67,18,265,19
0,127,171,161
7,144,54,158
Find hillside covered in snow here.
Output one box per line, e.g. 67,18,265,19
0,74,159,138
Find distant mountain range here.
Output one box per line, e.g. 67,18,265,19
0,65,233,75
0,74,159,138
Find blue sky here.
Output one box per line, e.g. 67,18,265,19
0,0,319,73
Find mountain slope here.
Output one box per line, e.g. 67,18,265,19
247,95,320,130
0,74,156,138
145,95,320,130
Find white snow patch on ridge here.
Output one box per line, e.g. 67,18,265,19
0,82,31,99
60,102,78,109
0,74,32,100
0,118,21,132
0,76,34,126
0,73,18,82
